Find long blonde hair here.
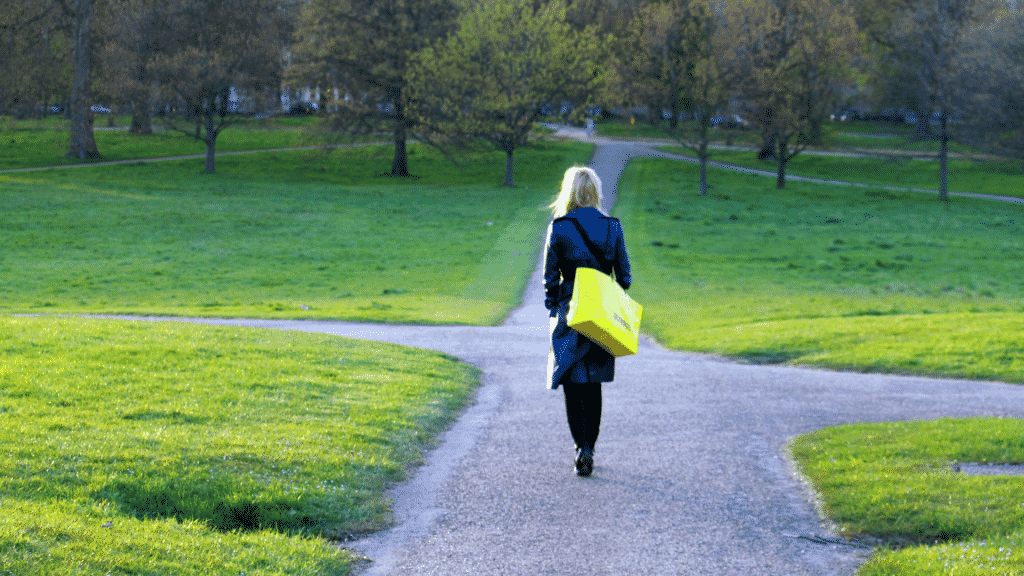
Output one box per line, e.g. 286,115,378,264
549,166,603,219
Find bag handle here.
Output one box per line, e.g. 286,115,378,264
565,217,610,274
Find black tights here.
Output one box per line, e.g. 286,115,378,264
562,382,602,451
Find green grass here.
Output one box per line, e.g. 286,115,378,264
790,418,1024,574
0,140,593,324
0,315,481,574
614,157,1024,383
659,145,1024,198
0,116,337,170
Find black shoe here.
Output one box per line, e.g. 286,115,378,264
574,446,594,477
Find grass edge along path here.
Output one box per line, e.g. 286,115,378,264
789,418,1024,575
0,315,483,575
614,156,1024,385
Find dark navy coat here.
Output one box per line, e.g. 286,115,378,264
544,207,632,389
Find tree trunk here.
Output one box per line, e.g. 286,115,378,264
939,113,948,201
391,90,410,177
65,0,100,159
758,130,776,160
130,102,152,135
915,113,932,141
204,113,216,174
770,134,786,188
504,147,515,187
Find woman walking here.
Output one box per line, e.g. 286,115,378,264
544,166,632,477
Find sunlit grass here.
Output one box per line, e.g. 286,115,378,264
615,157,1024,383
790,418,1024,574
0,315,481,574
0,141,592,324
659,145,1024,198
0,116,332,170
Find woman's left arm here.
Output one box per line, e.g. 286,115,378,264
543,222,561,316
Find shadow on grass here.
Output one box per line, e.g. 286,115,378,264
734,350,806,365
94,471,322,534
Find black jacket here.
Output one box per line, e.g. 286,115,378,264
543,207,632,388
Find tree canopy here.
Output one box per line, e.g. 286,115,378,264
730,0,859,188
410,0,602,187
151,0,289,173
289,0,460,177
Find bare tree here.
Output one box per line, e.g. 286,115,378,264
957,2,1024,163
631,0,743,195
97,0,164,135
152,0,288,173
880,0,987,200
733,0,859,189
0,0,70,119
65,0,101,158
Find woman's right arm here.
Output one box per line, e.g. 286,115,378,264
613,221,632,291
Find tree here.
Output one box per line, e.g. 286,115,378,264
631,0,742,195
410,0,602,187
732,0,859,188
289,0,460,177
66,0,101,159
0,0,70,119
879,0,987,200
151,0,288,173
97,0,163,135
960,2,1024,162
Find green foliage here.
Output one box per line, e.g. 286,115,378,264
0,315,481,573
410,0,601,185
287,0,461,176
616,157,1024,382
0,141,591,324
790,418,1024,573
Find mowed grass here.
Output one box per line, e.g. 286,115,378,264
655,144,1024,198
615,157,1024,383
0,116,333,170
0,140,592,324
790,418,1024,574
659,145,1024,199
0,315,481,575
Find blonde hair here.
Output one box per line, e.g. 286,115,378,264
549,166,603,219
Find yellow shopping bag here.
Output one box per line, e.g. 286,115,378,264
567,267,643,357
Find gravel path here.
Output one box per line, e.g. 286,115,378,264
83,136,1024,575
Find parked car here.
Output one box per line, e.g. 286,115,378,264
710,114,749,129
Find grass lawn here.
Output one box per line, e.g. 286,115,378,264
658,145,1024,198
614,157,1024,383
790,418,1024,574
0,140,593,324
0,315,481,574
0,116,338,170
